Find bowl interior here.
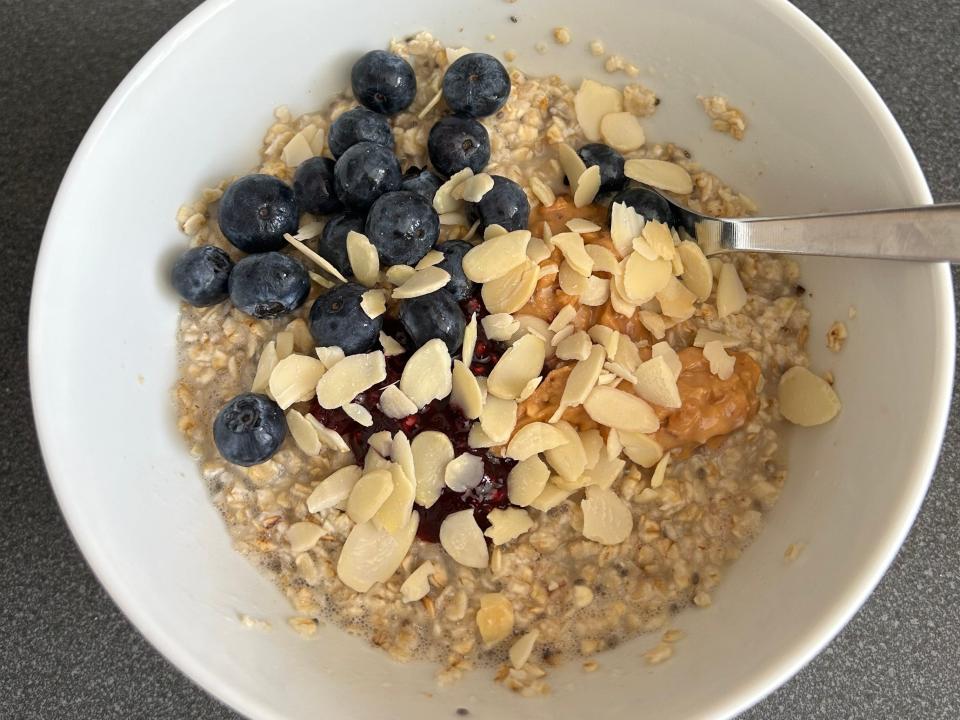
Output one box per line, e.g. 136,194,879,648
30,0,953,718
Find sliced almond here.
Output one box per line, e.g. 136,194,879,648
269,354,327,409
518,375,543,401
543,420,587,483
606,428,623,460
580,428,603,470
460,172,495,202
641,220,676,261
585,243,620,275
677,240,713,300
391,266,451,299
434,167,474,214
556,344,607,415
541,220,553,244
638,310,667,339
439,509,489,568
385,264,416,286
558,260,590,296
364,447,391,472
336,511,418,593
281,131,315,168
566,217,602,234
512,314,553,345
778,366,841,426
315,345,345,369
623,252,673,304
251,341,278,394
482,259,540,314
399,339,452,409
529,482,575,512
484,507,534,546
373,462,415,533
285,233,348,283
550,324,576,347
650,451,670,488
573,165,602,207
378,384,418,419
346,469,394,524
506,422,568,461
295,218,324,241
716,262,748,317
656,277,697,320
507,455,550,506
587,325,620,358
274,331,294,361
580,276,610,307
526,236,552,264
583,385,660,433
552,232,594,277
368,431,393,457
581,485,633,545
341,402,372,427
610,202,645,258
481,313,521,342
360,289,387,319
548,303,578,332
604,360,638,384
484,223,508,240
286,521,323,553
575,79,624,141
620,432,663,468
411,431,455,508
444,453,485,492
286,409,322,456
462,312,478,365
467,422,499,449
449,360,483,420
488,333,546,400
599,111,646,152
556,330,592,361
390,432,417,489
633,356,681,408
439,211,468,227
283,318,314,354
557,142,587,191
400,561,436,603
528,175,557,207
614,339,642,372
305,464,362,513
462,230,532,283
509,629,540,670
703,340,735,380
609,278,637,318
415,249,445,270
476,593,514,646
379,332,406,356
479,395,518,443
624,158,694,194
305,415,351,453
632,234,660,261
346,231,380,287
315,351,386,410
583,453,626,489
693,328,740,348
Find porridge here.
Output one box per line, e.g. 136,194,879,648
170,32,841,693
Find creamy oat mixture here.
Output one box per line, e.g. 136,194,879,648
172,32,840,694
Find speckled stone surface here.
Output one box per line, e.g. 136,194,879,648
1,1,957,718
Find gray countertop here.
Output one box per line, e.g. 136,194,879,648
1,1,957,718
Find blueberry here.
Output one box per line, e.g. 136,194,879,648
474,175,530,232
351,50,417,115
399,289,465,354
578,143,626,194
228,252,310,318
315,211,364,278
333,141,402,211
400,166,444,204
308,282,383,355
442,52,511,118
427,116,490,177
328,107,395,158
293,157,342,215
213,393,287,466
435,240,475,301
171,245,233,307
218,174,299,253
611,187,674,226
364,190,439,266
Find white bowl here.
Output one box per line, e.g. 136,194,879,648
30,0,954,718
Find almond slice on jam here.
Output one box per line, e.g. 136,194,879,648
444,453,485,492
378,384,418,419
462,230,532,283
343,402,374,427
467,422,499,449
439,509,489,568
507,455,550,506
481,313,520,341
778,365,842,426
346,469,395,524
506,422,568,461
450,360,484,420
399,339,452,409
336,511,419,593
479,394,519,443
583,385,660,433
379,332,406,356
488,333,546,400
305,415,351,453
314,351,386,410
411,431,455,508
461,312,478,366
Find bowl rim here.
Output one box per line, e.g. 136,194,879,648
28,0,956,718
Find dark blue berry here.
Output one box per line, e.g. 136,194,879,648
400,167,444,204
218,174,299,253
213,393,286,466
171,245,233,306
578,143,626,193
427,116,490,177
293,157,342,215
351,50,417,115
328,107,395,158
308,282,383,355
611,187,674,226
399,289,465,354
442,53,511,118
228,252,310,318
474,175,530,232
333,141,402,211
435,240,475,301
365,190,439,266
315,212,364,278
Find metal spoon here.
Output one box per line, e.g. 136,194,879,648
641,185,960,261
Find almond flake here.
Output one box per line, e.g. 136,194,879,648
566,218,602,234
556,330,591,361
557,260,590,296
604,360,638,384
269,354,327,409
632,234,660,261
286,409,322,455
391,266,451,299
336,511,418,593
606,428,623,459
295,220,324,241
510,629,540,670
488,333,546,400
518,375,543,401
584,244,620,275
650,451,670,488
693,329,740,348
639,310,667,339
417,88,443,119
360,289,387,319
434,167,474,214
467,422,499,449
439,211,468,227
281,132,314,168
415,249,445,270
581,486,633,544
462,312,478,365
555,344,606,417
460,172,495,202
580,276,610,306
479,395,518,443
677,240,713,300
444,453,485,492
377,384,417,419
385,264,416,286
575,79,624,141
609,278,638,317
364,448,391,472
624,158,694,194
367,431,392,457
657,277,697,320
651,342,682,379
286,521,323,553
480,258,540,314
778,366,841,426
463,218,482,241
633,355,681,408
583,385,660,433
506,422,568,461
346,469,394,524
315,345,345,369
610,202,645,258
580,428,603,470
623,252,673,303
619,432,663,468
544,420,587,483
397,339,452,409
284,233,348,283
481,313,520,341
484,223,508,240
251,341,279,393
476,593,514,646
439,509,489,568
462,230,532,283
400,561,436,603
343,231,379,287
373,463,415,532
446,360,481,420
410,431,455,508
717,262,748,317
526,237,552,264
305,415,351,453
484,507,534,545
586,453,626,489
529,482,574,512
599,111,646,152
573,165,602,207
305,464,362,513
528,176,556,207
642,220,677,261
315,351,386,410
379,332,406,356
587,325,620,358
597,371,618,386
557,142,587,192
539,263,560,280
274,331,294,361
550,324,576,347
615,339,643,372
541,220,553,243
548,303,578,332
512,314,553,345
552,233,594,276
390,431,416,488
703,340,735,380
507,455,550,506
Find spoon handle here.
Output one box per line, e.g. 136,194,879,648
721,203,960,261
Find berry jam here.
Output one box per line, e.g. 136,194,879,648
310,290,514,542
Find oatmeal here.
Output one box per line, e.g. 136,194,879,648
170,32,840,693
